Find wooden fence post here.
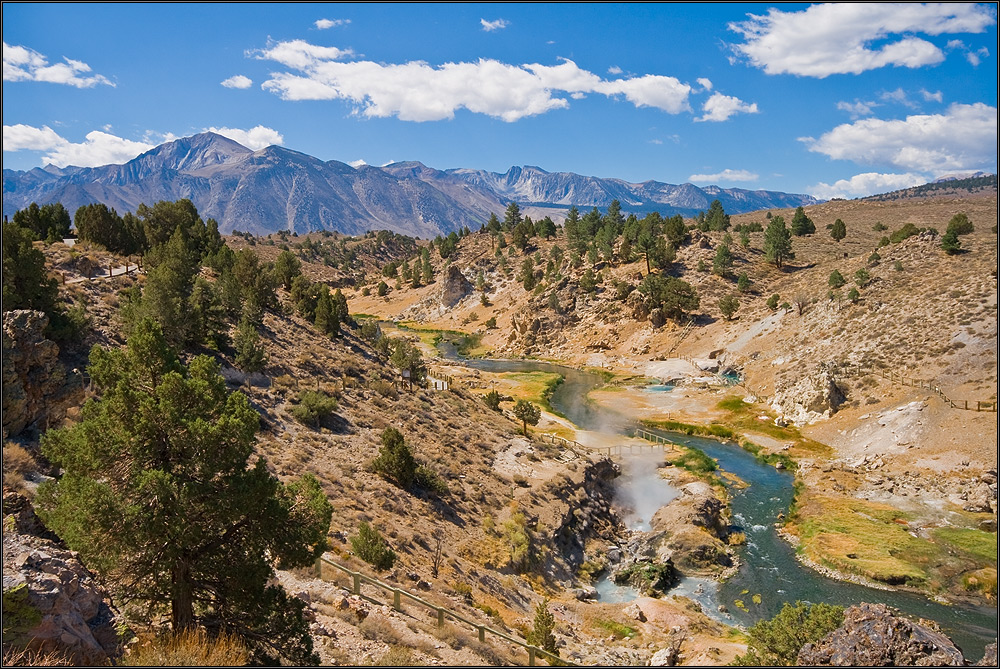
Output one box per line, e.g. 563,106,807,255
353,573,361,595
393,589,401,611
437,607,445,627
528,646,536,666
478,625,486,643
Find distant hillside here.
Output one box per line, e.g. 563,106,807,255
862,174,997,202
4,132,820,237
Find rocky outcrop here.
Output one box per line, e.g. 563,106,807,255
2,492,121,665
439,264,472,307
543,458,623,579
647,482,732,574
796,602,966,666
2,310,81,438
770,368,846,426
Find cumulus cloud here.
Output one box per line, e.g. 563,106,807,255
221,74,253,89
3,124,154,167
608,65,623,75
256,41,695,121
696,77,713,91
696,92,758,122
728,3,996,77
809,172,927,199
3,123,66,152
3,41,114,87
802,102,998,173
205,125,283,150
688,168,759,183
920,89,943,103
315,18,349,30
481,18,510,32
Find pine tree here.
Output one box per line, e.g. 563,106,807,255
234,312,268,373
790,206,816,236
941,229,962,254
513,400,541,435
763,216,794,268
36,320,331,664
713,244,734,277
371,427,417,489
314,285,338,336
527,598,558,656
830,218,847,242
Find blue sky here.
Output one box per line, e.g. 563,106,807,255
3,3,997,199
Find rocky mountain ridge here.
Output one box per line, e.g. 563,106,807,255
4,132,820,237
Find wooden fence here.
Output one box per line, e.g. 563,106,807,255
831,362,997,413
664,318,696,358
314,556,569,667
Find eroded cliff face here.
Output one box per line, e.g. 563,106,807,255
2,310,81,438
2,491,122,665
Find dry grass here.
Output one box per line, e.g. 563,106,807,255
120,629,249,666
1,646,76,667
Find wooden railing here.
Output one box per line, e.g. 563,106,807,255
664,318,695,357
314,556,569,667
830,362,997,412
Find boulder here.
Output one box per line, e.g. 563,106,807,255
2,494,121,665
769,368,847,426
963,483,994,513
796,602,965,666
3,311,65,437
439,264,472,307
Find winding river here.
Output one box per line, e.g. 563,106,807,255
436,342,997,660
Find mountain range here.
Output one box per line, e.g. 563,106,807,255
3,132,821,237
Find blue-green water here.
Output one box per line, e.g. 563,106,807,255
436,344,997,660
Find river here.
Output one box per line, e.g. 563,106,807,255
435,341,997,660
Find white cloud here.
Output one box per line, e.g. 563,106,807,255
696,92,759,122
481,18,510,32
315,18,349,30
696,77,713,91
728,3,996,77
688,169,759,183
205,125,283,150
607,65,623,75
3,123,66,151
966,47,989,66
257,41,695,121
809,172,927,199
221,74,253,89
2,124,154,167
920,89,943,103
255,39,354,69
802,102,998,173
836,99,877,119
3,41,114,87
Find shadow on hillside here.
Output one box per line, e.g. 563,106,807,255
321,412,353,435
780,262,817,273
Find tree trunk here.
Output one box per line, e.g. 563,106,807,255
172,560,195,631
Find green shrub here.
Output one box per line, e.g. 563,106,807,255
289,390,338,428
371,427,417,489
351,522,396,571
946,212,974,235
671,447,717,475
733,601,844,666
